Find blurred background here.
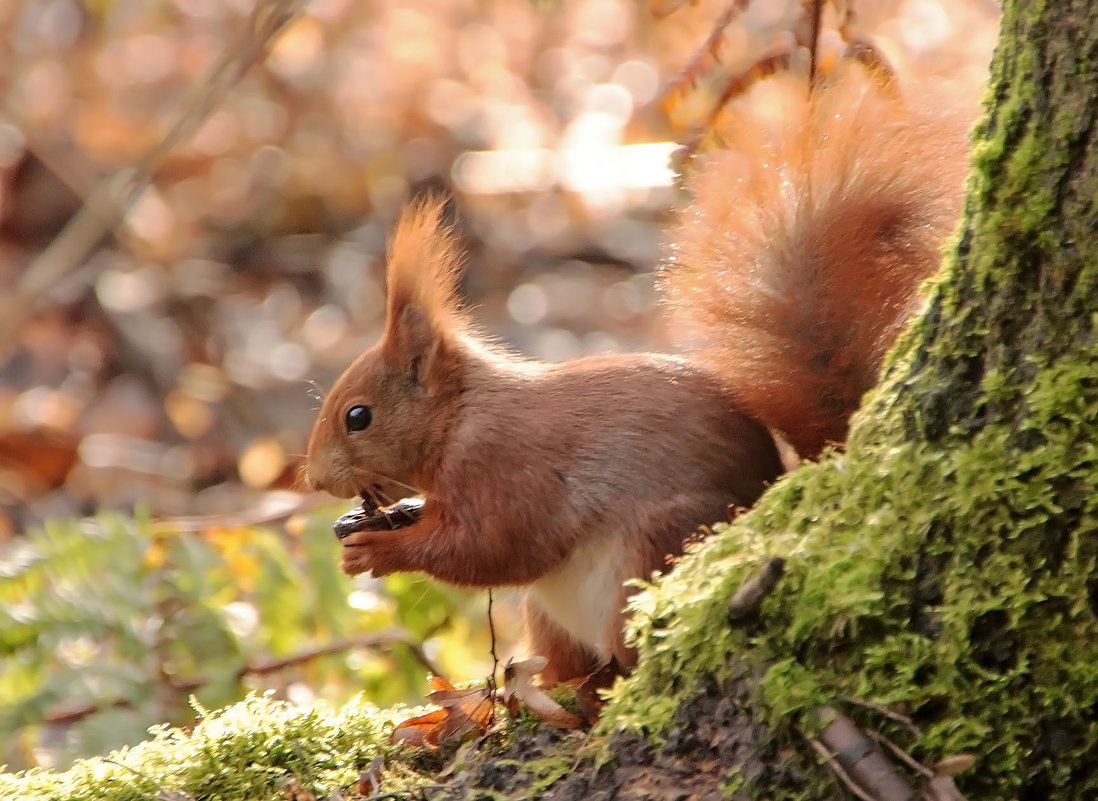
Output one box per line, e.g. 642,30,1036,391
0,0,998,772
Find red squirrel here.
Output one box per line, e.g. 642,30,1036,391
305,72,969,684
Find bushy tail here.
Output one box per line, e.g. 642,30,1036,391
660,72,970,457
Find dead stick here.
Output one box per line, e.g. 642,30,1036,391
816,705,919,801
839,694,922,738
870,731,934,779
806,736,878,801
728,557,785,625
0,0,303,358
44,630,440,726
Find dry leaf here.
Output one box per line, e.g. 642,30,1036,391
427,685,495,741
390,708,450,748
933,753,977,777
391,675,495,747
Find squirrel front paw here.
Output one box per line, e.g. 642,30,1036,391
338,530,401,577
332,498,426,577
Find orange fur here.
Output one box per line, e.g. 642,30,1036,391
307,72,970,683
383,195,468,339
661,73,969,456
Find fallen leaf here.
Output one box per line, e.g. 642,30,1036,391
933,753,977,776
391,676,495,748
427,685,495,741
390,708,449,748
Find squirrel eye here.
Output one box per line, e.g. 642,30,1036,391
345,405,373,433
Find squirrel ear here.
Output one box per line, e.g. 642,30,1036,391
386,304,455,393
381,195,464,393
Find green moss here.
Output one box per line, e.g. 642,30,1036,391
0,693,431,801
603,325,1098,798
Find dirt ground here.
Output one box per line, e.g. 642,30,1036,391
436,681,806,801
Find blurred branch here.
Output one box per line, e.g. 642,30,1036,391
0,0,305,361
43,630,443,727
148,492,330,535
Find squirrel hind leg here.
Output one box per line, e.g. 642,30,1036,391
521,596,607,686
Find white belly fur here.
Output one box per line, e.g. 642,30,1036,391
527,534,626,660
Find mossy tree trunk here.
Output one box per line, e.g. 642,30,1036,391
603,2,1098,799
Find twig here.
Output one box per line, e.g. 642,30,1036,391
148,492,331,535
680,45,794,162
485,588,499,726
815,705,919,801
870,732,934,779
0,0,304,359
727,557,785,625
806,735,878,801
486,589,500,679
657,1,748,105
43,629,441,726
243,631,444,679
839,694,922,738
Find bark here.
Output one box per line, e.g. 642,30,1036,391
896,0,1098,444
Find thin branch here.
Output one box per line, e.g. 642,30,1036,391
839,694,923,738
485,588,500,727
815,705,920,801
487,589,500,683
679,45,794,162
870,732,934,779
0,0,304,360
806,735,878,801
727,556,785,625
148,492,331,535
43,629,441,727
243,631,444,679
657,0,749,108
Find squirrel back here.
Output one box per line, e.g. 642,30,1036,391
660,72,970,457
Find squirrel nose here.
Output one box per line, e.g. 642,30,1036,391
307,470,326,493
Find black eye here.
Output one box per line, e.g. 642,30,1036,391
345,405,373,432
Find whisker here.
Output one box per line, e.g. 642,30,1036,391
355,469,432,500
304,378,327,404
291,462,311,490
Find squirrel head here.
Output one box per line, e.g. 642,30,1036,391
306,196,466,501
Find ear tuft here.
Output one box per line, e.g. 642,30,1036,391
384,194,466,336
383,195,466,390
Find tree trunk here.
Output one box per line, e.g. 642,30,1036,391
600,2,1098,799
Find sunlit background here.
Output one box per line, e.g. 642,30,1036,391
0,0,998,771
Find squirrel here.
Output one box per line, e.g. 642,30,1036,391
305,70,969,685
